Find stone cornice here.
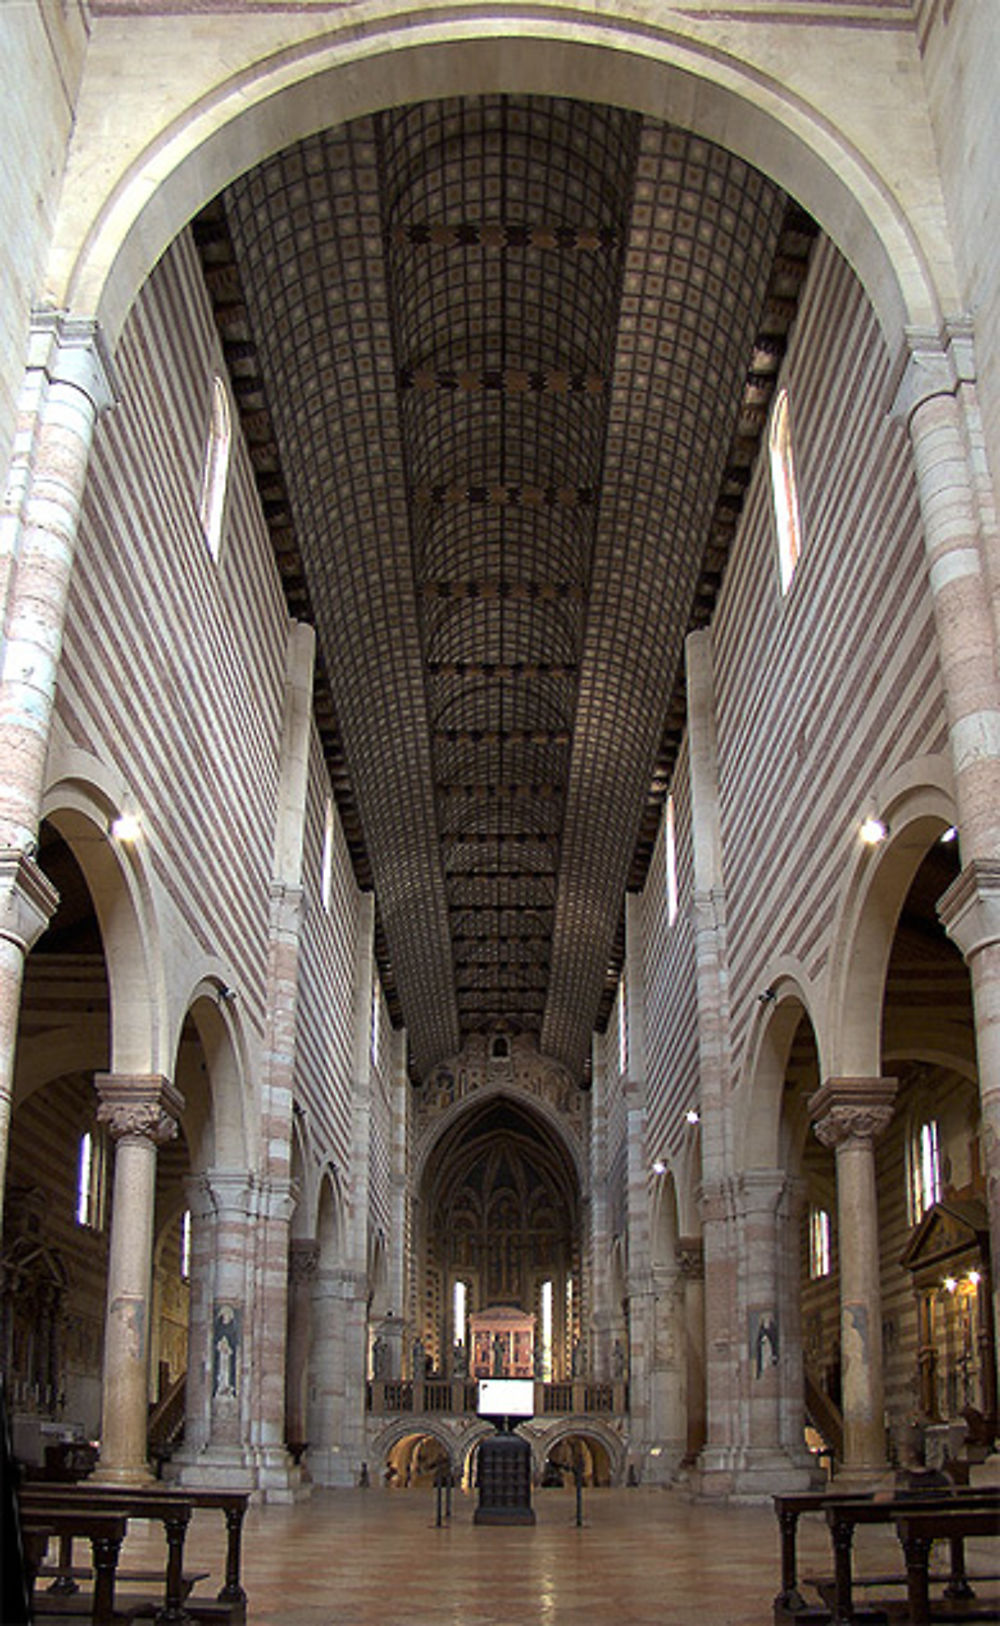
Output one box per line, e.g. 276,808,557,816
28,309,117,413
0,851,60,953
891,319,976,426
937,858,1000,959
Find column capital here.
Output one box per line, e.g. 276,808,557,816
809,1077,897,1150
736,1168,789,1214
27,309,117,413
290,1239,320,1285
268,880,304,937
202,1168,252,1218
0,850,59,952
250,1175,296,1224
677,1236,704,1280
937,858,1000,960
95,1073,183,1145
891,320,976,425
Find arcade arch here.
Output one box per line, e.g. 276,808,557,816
53,23,952,356
417,1093,581,1378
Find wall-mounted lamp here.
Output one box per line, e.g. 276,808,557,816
217,984,238,1005
685,1108,700,1126
940,825,958,845
652,1159,667,1176
942,1275,958,1295
758,987,776,1005
859,815,889,845
967,1269,981,1287
111,812,141,843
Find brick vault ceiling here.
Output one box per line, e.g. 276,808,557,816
205,95,814,1083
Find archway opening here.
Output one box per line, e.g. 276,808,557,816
419,1095,580,1380
384,1430,450,1489
2,822,111,1459
541,1431,612,1488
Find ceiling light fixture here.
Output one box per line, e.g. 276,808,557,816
859,815,889,845
111,812,141,843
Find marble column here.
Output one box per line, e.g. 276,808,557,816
685,629,739,1490
0,314,114,1217
0,853,58,1218
203,1170,252,1471
896,328,1000,1375
285,1239,319,1453
810,1077,897,1480
176,1173,214,1462
93,1072,182,1484
678,1237,706,1463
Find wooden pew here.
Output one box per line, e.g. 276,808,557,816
895,1506,1000,1625
773,1489,876,1618
19,1504,128,1626
823,1488,1000,1624
21,1481,250,1625
20,1484,194,1624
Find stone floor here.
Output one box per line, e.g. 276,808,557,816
95,1483,994,1625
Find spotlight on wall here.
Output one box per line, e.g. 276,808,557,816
217,984,238,1005
757,987,776,1005
685,1108,700,1126
859,815,889,845
111,812,141,843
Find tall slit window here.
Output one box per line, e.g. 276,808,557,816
320,796,335,913
665,793,678,927
617,973,628,1077
76,1127,108,1231
769,388,803,595
908,1117,942,1224
809,1205,832,1279
198,374,232,561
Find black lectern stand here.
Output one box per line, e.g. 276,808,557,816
474,1429,535,1525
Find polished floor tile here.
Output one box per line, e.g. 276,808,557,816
97,1483,997,1625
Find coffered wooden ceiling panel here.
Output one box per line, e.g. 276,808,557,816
212,95,812,1082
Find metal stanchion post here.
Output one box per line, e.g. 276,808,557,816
574,1462,583,1527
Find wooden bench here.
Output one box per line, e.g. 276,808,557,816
21,1484,195,1625
822,1489,1000,1624
773,1489,876,1618
895,1506,1000,1624
18,1504,128,1626
21,1480,249,1625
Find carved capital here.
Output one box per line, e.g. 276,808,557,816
269,881,304,937
677,1236,704,1280
95,1074,183,1145
290,1239,320,1285
937,858,1000,960
202,1168,251,1219
0,851,59,953
809,1077,897,1150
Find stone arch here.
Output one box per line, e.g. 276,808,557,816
737,965,822,1172
650,1166,679,1270
826,766,957,1081
527,1416,627,1485
172,986,249,1174
414,1078,584,1194
39,774,161,1078
55,25,949,355
369,1415,470,1479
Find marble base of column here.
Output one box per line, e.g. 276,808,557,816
252,1443,310,1504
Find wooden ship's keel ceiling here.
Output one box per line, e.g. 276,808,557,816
194,95,816,1083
